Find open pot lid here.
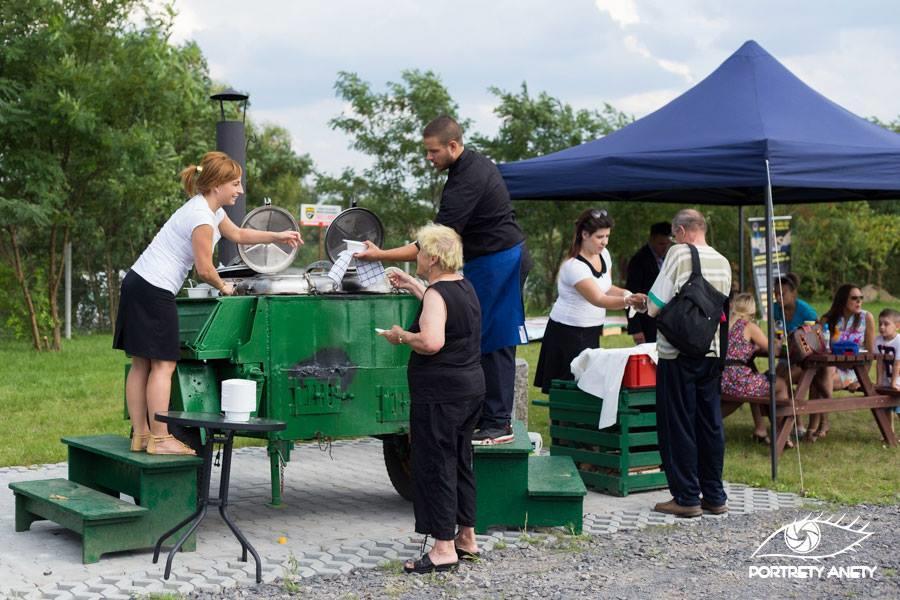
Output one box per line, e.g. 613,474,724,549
324,207,384,263
237,204,300,274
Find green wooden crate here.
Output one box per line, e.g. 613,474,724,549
547,380,667,496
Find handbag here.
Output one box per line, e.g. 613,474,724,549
656,245,729,358
787,323,825,362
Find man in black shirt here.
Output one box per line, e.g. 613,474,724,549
357,116,530,444
625,222,672,344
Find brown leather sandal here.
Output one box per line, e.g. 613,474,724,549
147,434,196,455
130,432,150,452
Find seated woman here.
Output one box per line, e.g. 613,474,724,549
773,273,816,335
721,293,790,445
810,283,876,440
533,208,641,394
379,224,484,573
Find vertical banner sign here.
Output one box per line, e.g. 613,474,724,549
748,216,792,317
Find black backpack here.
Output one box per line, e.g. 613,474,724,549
656,244,729,358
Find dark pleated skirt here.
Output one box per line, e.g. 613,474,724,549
533,318,603,394
113,270,180,361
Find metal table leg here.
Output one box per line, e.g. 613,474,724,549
154,435,215,579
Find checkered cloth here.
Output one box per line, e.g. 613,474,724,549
327,250,386,288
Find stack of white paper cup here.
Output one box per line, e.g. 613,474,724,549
221,379,256,421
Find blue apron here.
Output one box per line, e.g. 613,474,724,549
464,243,528,354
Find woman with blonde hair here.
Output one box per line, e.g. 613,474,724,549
721,293,790,444
380,223,484,574
114,151,302,455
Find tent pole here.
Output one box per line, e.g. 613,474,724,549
764,161,777,480
738,206,745,291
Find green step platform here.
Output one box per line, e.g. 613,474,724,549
9,435,202,563
473,420,586,534
546,381,667,497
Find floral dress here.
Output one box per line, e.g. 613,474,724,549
721,319,769,397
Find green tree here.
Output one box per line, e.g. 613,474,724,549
325,70,469,248
0,0,216,347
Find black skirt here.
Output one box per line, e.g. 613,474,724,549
113,270,180,361
533,318,603,394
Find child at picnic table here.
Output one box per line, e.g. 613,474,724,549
875,309,900,396
720,293,791,445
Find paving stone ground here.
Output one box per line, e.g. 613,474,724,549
0,438,811,599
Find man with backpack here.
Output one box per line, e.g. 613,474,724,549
646,209,732,518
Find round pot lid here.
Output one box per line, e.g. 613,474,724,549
324,207,384,263
237,204,300,274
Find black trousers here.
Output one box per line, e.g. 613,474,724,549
480,346,515,430
410,394,483,540
656,355,727,507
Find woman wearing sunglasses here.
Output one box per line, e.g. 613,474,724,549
533,208,642,393
810,284,876,440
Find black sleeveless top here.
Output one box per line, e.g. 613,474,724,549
407,279,485,403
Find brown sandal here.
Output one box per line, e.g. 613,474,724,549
147,434,196,455
130,432,150,452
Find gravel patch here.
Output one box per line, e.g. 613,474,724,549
187,504,900,599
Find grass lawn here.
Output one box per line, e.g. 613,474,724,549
1,324,898,504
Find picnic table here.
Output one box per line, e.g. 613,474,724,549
721,352,900,462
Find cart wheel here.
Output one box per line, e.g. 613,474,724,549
382,434,414,502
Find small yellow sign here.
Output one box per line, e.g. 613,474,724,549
300,203,341,226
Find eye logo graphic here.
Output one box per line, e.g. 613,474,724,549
752,514,872,561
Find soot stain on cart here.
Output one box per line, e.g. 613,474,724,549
288,347,358,389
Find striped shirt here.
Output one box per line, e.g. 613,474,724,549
649,244,732,359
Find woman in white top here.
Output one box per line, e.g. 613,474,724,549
534,209,639,393
113,151,302,455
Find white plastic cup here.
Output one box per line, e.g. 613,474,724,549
527,431,543,453
221,379,257,422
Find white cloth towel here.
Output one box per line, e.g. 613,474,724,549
570,343,659,430
328,250,386,287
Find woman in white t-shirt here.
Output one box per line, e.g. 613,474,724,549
113,151,302,455
534,209,638,393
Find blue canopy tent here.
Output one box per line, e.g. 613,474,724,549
499,40,900,478
500,40,900,204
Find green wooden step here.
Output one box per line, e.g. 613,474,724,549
62,435,202,470
527,455,586,497
10,478,148,521
60,434,201,561
10,478,149,563
472,420,532,455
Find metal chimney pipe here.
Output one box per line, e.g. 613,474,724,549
211,88,249,267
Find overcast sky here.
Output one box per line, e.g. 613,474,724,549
162,0,900,175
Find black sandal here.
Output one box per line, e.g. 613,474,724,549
455,547,481,560
403,553,458,574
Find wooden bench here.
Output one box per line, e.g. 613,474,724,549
721,354,900,461
10,478,148,563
